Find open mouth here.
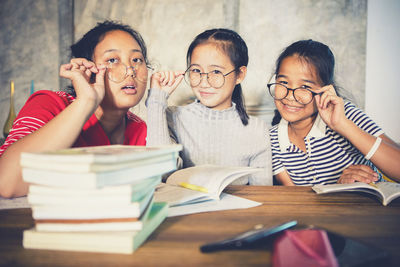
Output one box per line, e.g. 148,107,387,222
122,85,137,94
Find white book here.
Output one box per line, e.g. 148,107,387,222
22,159,175,189
31,189,155,220
23,202,168,254
35,198,155,232
21,145,182,168
22,153,175,173
312,182,400,206
27,176,161,205
154,164,262,207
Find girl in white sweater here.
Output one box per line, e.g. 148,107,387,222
146,28,272,185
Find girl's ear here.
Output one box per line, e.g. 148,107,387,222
235,66,247,85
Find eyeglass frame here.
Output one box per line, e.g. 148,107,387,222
105,62,154,83
267,83,322,105
184,67,237,89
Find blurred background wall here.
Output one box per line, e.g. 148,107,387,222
0,0,398,141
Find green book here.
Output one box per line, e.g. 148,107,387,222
23,202,168,254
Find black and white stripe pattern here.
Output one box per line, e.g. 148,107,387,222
269,102,384,185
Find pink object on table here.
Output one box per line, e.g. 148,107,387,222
272,229,338,267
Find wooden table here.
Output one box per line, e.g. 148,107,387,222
1,186,399,266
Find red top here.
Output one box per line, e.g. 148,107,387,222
0,90,147,157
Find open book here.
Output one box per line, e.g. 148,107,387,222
154,164,262,207
312,182,400,206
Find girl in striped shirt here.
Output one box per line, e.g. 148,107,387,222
268,39,400,186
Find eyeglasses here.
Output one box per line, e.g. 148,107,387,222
106,62,153,83
184,67,237,88
267,83,321,105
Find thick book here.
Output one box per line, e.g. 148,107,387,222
20,144,182,172
31,188,155,220
22,159,175,189
312,182,400,206
154,164,262,207
27,175,161,205
23,202,168,254
34,198,155,232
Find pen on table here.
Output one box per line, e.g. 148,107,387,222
179,182,208,193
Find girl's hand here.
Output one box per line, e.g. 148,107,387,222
59,58,106,107
337,164,379,184
315,85,348,132
150,71,184,95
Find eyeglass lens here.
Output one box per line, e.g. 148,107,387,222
107,62,149,83
269,83,314,104
185,69,225,88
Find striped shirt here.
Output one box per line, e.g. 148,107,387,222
0,90,147,157
269,102,384,185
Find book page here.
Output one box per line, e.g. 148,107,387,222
376,182,400,204
312,182,400,205
312,182,377,194
166,193,261,217
154,183,209,206
166,165,261,199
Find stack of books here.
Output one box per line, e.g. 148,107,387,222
21,144,182,254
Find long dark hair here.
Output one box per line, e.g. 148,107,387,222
66,20,148,96
186,28,249,125
271,39,338,126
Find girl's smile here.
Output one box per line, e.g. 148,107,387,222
198,90,217,98
280,101,304,113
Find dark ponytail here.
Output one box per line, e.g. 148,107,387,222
271,109,282,126
232,84,249,125
187,28,249,125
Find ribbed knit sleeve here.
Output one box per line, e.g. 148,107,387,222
145,88,177,146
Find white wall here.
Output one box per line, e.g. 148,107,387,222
366,0,400,142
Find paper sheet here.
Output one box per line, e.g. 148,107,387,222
166,193,261,217
0,196,30,210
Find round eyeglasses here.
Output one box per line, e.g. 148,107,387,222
184,67,237,89
267,83,321,105
106,62,152,83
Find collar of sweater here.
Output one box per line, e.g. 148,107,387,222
187,100,239,120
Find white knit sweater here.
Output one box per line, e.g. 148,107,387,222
145,88,272,185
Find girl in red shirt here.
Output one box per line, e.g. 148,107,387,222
0,21,149,198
